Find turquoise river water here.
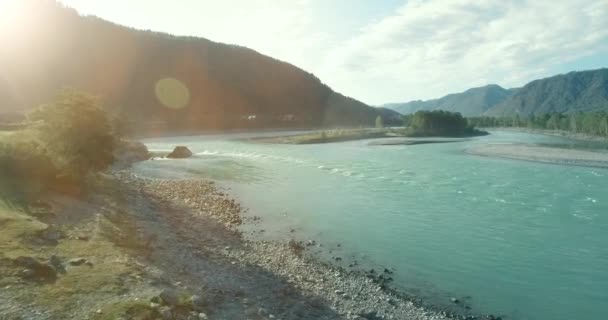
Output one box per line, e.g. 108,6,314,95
134,130,608,320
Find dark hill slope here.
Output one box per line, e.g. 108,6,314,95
486,69,608,116
0,0,380,132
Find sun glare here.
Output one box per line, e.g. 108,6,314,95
0,0,22,34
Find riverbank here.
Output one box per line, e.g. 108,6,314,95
368,138,471,146
253,128,487,145
1,168,476,320
488,128,608,143
115,173,467,320
251,128,405,144
467,143,608,168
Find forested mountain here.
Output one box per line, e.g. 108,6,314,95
486,69,608,116
0,0,381,132
382,84,515,116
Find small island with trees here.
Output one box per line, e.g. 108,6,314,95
256,110,487,144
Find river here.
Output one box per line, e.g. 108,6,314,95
133,130,608,320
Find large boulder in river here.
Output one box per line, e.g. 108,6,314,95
167,146,193,159
113,140,150,167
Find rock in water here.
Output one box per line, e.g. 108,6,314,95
167,146,193,159
113,140,150,166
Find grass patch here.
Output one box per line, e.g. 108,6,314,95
92,301,162,320
0,193,150,318
0,206,48,260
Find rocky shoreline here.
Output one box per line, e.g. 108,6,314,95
1,166,500,319
115,172,502,320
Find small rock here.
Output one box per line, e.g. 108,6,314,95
306,240,316,246
450,297,460,304
21,269,35,278
68,258,87,266
258,308,268,316
191,295,205,310
167,146,193,159
159,306,172,320
358,311,379,319
49,255,65,274
198,313,208,320
14,257,57,281
40,226,62,243
14,256,38,268
159,288,180,306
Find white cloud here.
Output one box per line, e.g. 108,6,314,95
59,0,608,105
320,0,608,104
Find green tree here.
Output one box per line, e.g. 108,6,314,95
600,115,608,137
28,89,115,180
546,114,561,130
409,110,473,136
569,114,578,133
375,116,384,128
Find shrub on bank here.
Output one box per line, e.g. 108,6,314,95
0,132,58,199
0,89,126,200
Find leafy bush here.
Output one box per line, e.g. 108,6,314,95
1,89,119,199
28,89,116,180
0,131,58,200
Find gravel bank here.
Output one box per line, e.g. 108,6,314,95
489,128,608,143
113,171,501,320
467,143,608,168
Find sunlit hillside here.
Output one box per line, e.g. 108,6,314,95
0,0,388,133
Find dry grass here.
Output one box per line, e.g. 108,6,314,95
0,194,151,319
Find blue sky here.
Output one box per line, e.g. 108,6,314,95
58,0,608,105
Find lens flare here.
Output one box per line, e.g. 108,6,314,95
0,0,21,32
154,78,190,109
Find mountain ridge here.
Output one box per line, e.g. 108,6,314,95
384,68,608,117
382,84,515,116
486,68,608,116
0,0,389,132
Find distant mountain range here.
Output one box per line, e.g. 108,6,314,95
383,68,608,117
0,0,393,132
486,69,608,116
382,84,516,116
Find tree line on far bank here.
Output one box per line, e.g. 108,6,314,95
467,112,608,137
